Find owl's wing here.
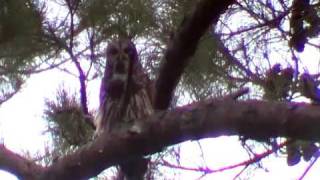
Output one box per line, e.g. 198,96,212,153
132,63,154,104
93,102,104,137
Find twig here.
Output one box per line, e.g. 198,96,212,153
298,152,319,180
160,142,287,174
232,165,249,180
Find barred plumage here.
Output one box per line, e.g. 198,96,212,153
94,38,153,180
94,38,153,135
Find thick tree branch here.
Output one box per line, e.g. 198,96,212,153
154,0,235,110
44,99,320,179
3,98,320,179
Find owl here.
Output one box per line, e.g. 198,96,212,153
94,38,153,179
94,38,153,136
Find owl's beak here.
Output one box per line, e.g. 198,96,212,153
115,60,126,74
114,52,129,75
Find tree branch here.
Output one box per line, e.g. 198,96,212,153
45,99,320,179
3,97,320,179
154,0,235,110
0,145,43,180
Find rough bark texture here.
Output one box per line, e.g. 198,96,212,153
2,98,320,179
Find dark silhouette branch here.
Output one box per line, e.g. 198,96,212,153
2,97,320,179
154,0,236,110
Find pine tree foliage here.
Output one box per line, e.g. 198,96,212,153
44,88,93,154
0,0,50,60
79,0,157,37
0,0,57,105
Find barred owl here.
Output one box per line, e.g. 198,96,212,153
94,38,153,135
94,38,153,179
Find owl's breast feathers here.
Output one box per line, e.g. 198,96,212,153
95,63,153,134
94,39,152,179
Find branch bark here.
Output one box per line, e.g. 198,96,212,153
154,0,236,110
2,98,320,179
37,99,320,179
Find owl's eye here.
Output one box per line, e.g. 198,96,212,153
109,47,118,55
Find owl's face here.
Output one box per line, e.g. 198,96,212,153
106,39,138,76
104,39,138,99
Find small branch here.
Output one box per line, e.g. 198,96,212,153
71,56,94,128
232,165,249,180
66,2,94,128
223,88,250,100
298,153,319,180
160,142,287,174
44,6,94,128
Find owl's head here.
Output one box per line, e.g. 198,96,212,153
106,39,138,75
